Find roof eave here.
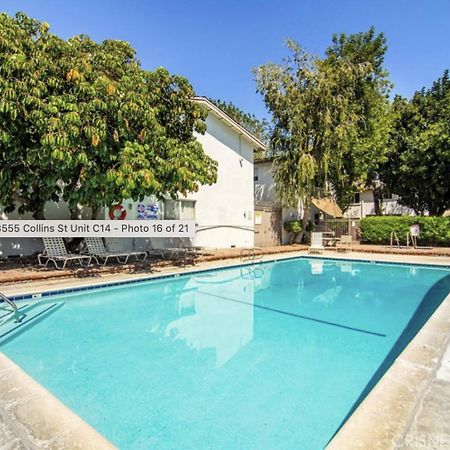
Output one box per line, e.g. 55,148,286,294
192,96,266,152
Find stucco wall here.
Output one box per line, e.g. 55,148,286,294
190,113,254,248
255,161,278,204
254,160,303,244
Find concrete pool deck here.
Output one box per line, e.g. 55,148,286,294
0,250,449,449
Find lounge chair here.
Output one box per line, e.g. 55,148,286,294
166,239,196,265
336,235,353,252
308,232,325,254
172,237,207,256
149,238,197,265
104,238,147,262
84,237,136,266
147,239,172,258
38,237,92,270
147,239,188,259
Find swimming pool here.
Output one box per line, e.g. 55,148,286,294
1,257,449,449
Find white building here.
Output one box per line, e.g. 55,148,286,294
254,158,302,245
344,190,415,218
0,97,265,257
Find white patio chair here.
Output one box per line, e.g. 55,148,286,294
147,239,189,260
308,232,325,254
172,237,207,256
84,237,133,266
336,235,353,252
104,238,147,262
38,237,91,270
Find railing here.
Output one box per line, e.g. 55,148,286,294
317,219,360,240
240,247,263,263
0,292,21,323
390,229,400,247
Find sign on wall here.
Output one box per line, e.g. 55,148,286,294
137,203,159,220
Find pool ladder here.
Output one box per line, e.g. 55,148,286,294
0,291,21,323
390,229,400,247
240,247,263,264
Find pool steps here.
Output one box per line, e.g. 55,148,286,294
0,301,63,341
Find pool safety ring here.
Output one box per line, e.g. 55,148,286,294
109,204,127,220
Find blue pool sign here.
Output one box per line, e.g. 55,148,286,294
137,203,159,220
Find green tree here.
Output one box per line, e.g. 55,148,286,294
324,28,392,212
254,38,375,240
0,13,217,219
0,13,63,218
381,72,450,215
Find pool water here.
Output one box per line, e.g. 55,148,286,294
2,258,449,449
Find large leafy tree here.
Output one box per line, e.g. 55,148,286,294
0,13,217,219
254,37,378,239
0,13,62,219
324,27,392,212
381,71,450,215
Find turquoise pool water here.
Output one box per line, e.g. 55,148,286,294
2,257,450,449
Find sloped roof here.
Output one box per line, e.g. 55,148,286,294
192,96,266,152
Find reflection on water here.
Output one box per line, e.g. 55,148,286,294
164,272,255,368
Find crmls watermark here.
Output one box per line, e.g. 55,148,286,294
397,432,449,449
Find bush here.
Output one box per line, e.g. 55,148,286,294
284,220,302,233
360,216,450,246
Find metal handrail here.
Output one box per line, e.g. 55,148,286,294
0,292,21,323
240,247,263,263
390,230,400,247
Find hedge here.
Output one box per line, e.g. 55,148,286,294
360,216,450,246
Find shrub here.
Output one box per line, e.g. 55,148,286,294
284,220,302,233
360,216,450,246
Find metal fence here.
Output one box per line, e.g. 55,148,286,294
316,219,360,240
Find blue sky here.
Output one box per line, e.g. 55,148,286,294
2,0,450,118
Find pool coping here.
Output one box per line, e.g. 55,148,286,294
1,251,449,449
0,353,117,449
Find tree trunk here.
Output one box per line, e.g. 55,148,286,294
289,231,298,245
373,187,383,216
297,205,311,243
32,206,45,220
65,205,82,252
91,205,100,220
70,204,83,220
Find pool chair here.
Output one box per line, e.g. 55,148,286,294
147,239,190,259
147,239,171,258
172,237,207,256
147,238,196,265
308,232,325,254
104,238,147,262
38,237,92,270
84,237,138,266
336,235,353,252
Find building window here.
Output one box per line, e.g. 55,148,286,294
254,168,259,182
382,191,393,200
352,193,361,204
